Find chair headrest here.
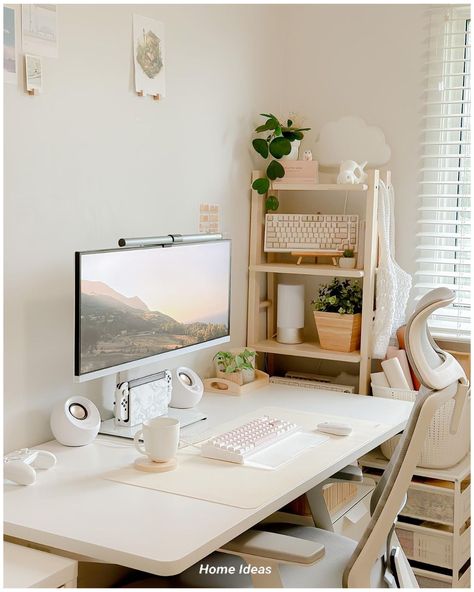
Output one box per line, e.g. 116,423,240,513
405,288,466,390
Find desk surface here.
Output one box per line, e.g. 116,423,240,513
4,385,413,576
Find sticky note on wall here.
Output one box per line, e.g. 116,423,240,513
200,203,220,234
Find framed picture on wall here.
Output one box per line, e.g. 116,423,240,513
4,6,17,85
133,14,166,98
22,4,59,58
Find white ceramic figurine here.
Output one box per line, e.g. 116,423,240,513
303,150,313,161
337,160,368,184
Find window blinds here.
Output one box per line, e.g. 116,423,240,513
415,6,471,340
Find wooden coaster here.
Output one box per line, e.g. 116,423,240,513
134,456,177,473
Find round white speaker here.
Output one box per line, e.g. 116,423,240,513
50,396,101,446
169,367,204,409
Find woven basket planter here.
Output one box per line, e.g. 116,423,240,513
313,311,361,352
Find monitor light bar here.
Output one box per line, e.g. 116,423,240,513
118,233,223,248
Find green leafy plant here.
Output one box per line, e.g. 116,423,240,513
343,248,355,258
251,113,310,211
214,349,256,374
311,279,362,315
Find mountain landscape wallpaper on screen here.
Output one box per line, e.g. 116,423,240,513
80,279,228,374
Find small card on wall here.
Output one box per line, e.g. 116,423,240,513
200,203,220,234
25,54,42,93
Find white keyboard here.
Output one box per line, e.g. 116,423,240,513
201,416,300,464
264,214,358,252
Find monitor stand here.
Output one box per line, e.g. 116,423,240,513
99,408,207,440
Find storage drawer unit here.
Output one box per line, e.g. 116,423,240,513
395,522,470,570
414,566,471,589
360,449,470,588
363,470,470,527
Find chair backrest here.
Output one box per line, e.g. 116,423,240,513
343,289,468,588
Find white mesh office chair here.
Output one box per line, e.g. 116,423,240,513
128,288,469,589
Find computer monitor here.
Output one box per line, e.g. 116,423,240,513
75,240,231,381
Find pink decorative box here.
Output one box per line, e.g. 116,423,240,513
279,161,319,184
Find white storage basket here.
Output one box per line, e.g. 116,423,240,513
372,385,470,469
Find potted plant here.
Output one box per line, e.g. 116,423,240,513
339,248,356,270
251,113,310,211
311,279,362,352
213,349,257,386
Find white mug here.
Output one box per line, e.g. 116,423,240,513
134,417,180,462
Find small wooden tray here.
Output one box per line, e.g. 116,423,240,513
203,370,270,396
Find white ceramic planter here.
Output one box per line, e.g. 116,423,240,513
339,257,356,269
282,140,300,161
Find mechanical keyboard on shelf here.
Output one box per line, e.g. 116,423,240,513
200,416,300,464
264,213,358,253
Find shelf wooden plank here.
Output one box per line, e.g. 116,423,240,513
272,182,368,192
250,263,364,278
249,338,361,363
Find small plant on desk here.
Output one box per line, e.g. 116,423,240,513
214,349,257,386
311,279,362,353
339,248,356,270
251,113,310,211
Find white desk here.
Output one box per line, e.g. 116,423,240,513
4,385,413,577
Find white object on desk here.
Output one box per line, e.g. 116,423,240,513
134,417,179,462
317,421,353,436
4,542,78,588
4,385,413,577
169,367,204,409
4,448,57,485
200,415,300,464
50,396,100,446
248,431,329,469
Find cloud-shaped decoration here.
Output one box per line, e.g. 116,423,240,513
313,116,391,167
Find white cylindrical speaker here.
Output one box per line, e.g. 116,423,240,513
169,367,204,409
277,284,305,344
50,396,101,446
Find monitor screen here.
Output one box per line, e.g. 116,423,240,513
75,240,231,381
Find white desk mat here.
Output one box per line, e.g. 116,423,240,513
104,407,389,509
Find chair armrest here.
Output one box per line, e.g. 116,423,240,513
328,464,363,483
221,529,325,565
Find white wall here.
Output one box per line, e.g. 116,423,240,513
276,4,425,275
4,4,426,451
4,4,275,450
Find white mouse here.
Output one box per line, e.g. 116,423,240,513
317,421,352,436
